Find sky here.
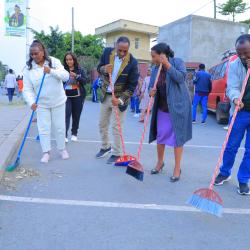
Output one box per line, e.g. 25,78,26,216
29,0,250,35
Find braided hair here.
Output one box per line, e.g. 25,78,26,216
27,40,52,70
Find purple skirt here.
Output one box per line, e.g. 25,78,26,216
157,110,177,147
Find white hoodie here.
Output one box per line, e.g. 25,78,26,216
23,56,69,108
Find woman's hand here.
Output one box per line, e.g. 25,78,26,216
160,54,171,70
70,71,77,78
234,98,244,110
31,103,38,111
44,66,51,74
149,89,157,97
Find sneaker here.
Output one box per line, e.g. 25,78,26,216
214,174,231,186
134,113,140,118
192,120,196,124
96,147,112,158
61,150,70,160
65,138,69,143
223,126,229,131
41,153,50,163
238,183,250,195
201,121,206,124
107,155,120,164
71,135,78,142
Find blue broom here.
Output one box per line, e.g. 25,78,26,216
187,69,250,217
6,73,46,172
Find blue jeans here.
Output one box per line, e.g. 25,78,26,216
192,93,208,122
92,87,98,102
7,88,15,102
130,97,140,114
220,111,250,184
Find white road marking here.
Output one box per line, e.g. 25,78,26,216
0,195,249,215
27,137,244,150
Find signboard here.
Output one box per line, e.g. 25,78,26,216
4,0,26,37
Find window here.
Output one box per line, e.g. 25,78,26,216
135,38,140,49
212,61,228,80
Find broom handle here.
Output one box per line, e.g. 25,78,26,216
108,73,126,155
209,69,250,189
137,64,162,161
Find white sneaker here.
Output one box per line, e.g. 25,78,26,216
41,153,50,163
61,150,69,160
71,135,78,142
65,138,69,143
134,113,140,118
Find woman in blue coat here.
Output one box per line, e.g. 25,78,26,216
149,43,192,182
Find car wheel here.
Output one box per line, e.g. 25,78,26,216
216,102,229,124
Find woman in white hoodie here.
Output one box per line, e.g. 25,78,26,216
23,40,70,163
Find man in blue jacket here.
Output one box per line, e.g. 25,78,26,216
215,34,250,195
192,64,212,124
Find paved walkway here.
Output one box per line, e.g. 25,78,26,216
0,94,29,175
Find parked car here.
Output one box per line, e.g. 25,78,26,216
208,55,238,124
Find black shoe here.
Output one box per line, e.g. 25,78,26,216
107,155,120,164
151,163,165,175
238,183,250,195
201,121,206,124
170,169,181,182
214,174,231,186
96,147,111,158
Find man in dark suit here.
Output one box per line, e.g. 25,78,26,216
96,36,139,164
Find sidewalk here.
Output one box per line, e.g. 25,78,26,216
0,94,30,179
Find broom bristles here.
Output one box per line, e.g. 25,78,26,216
187,188,223,217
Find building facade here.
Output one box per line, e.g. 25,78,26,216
95,19,159,77
158,15,249,69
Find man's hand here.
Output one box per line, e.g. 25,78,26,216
31,103,38,111
160,54,171,70
44,66,51,74
104,64,113,74
149,89,157,97
112,96,120,106
234,98,244,110
246,59,250,69
70,71,77,78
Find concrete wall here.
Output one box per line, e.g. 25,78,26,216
158,15,249,68
158,16,192,62
190,15,248,67
0,0,26,76
106,30,151,62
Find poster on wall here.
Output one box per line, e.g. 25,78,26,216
4,0,26,37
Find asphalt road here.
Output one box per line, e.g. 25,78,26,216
0,101,249,250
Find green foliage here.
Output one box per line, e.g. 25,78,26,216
241,18,250,27
219,0,249,21
0,61,8,82
32,27,104,80
33,27,104,61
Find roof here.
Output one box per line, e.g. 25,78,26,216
95,19,159,37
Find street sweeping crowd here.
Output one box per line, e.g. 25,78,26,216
3,34,250,199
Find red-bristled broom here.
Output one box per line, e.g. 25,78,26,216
187,69,250,217
126,64,162,181
108,73,136,166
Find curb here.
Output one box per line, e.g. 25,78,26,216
0,112,30,180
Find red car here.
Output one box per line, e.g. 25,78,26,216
208,55,238,124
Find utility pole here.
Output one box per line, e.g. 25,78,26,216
213,0,217,19
71,7,75,53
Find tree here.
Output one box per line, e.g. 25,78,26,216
0,61,8,82
32,27,104,82
241,18,250,27
219,0,249,22
33,26,65,60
